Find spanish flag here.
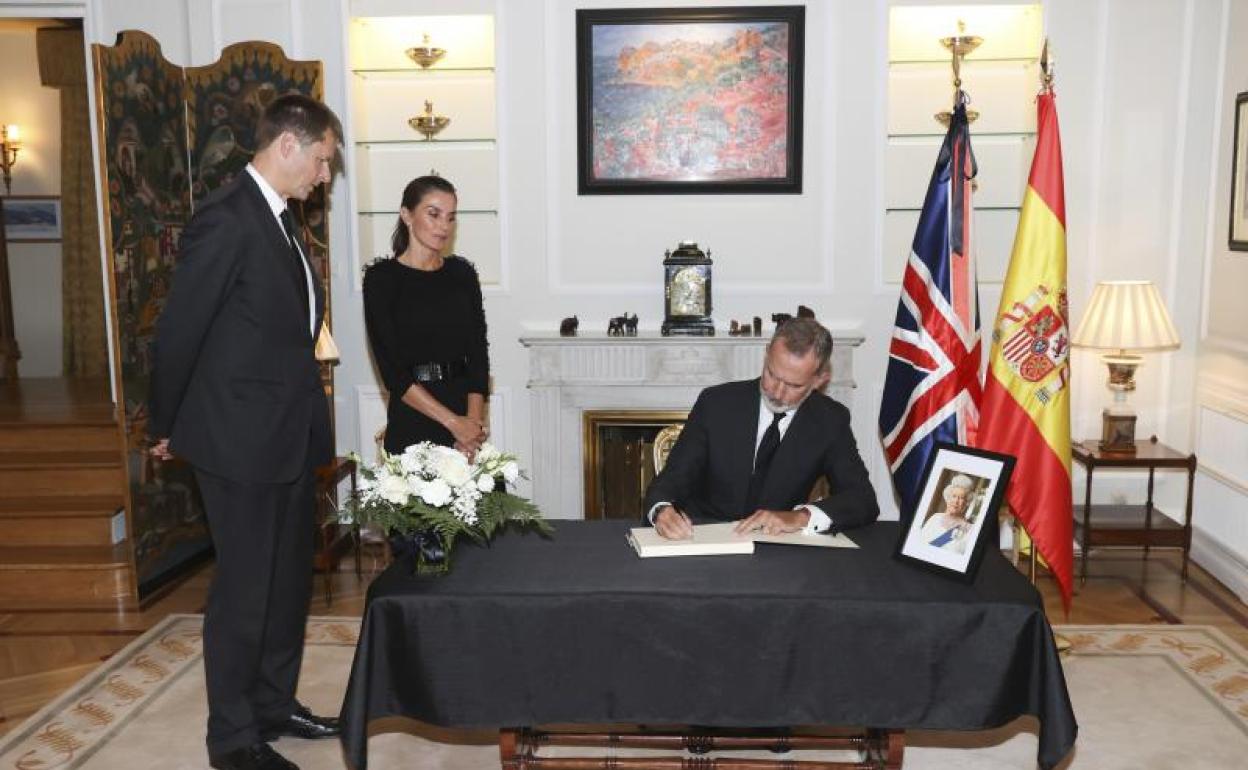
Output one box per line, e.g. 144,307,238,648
977,90,1074,609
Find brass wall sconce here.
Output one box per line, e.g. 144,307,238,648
406,33,446,69
0,125,21,194
935,20,981,126
408,100,450,140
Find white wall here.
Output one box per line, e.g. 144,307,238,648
7,0,1240,590
0,23,63,377
1193,0,1248,601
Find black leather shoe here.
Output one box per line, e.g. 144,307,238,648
260,703,341,741
209,743,299,770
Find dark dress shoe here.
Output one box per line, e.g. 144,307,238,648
260,703,341,741
209,743,299,770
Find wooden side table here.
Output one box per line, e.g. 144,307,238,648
314,455,360,605
1072,436,1197,584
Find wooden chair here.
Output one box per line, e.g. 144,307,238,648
652,423,685,474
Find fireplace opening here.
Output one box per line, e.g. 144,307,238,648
582,410,687,520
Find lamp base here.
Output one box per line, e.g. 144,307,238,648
1099,410,1137,453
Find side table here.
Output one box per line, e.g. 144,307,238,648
1072,436,1197,584
314,455,360,605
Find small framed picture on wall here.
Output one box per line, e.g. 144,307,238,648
1230,91,1248,250
2,196,62,243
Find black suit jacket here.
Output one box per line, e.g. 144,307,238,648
644,378,879,531
149,172,332,483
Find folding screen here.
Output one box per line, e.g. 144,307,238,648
93,31,331,596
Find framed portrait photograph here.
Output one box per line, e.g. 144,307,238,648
2,196,62,242
895,443,1016,582
576,5,805,195
1230,92,1248,250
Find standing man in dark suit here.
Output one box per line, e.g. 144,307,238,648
148,94,343,770
645,318,879,540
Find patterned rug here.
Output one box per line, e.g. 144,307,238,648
2,617,1246,769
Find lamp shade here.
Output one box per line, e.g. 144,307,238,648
1071,280,1180,352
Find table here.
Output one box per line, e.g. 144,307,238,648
1072,437,1197,584
339,520,1076,770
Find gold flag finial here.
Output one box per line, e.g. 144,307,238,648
1040,38,1055,93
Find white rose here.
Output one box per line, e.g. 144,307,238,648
379,474,410,505
419,478,452,507
476,474,495,493
433,448,472,487
502,461,519,484
476,442,500,464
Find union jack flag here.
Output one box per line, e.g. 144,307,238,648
879,99,982,520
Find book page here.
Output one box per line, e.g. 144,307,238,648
627,522,754,558
628,522,858,558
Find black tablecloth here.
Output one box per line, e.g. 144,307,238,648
340,520,1076,769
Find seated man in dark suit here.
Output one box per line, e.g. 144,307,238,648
645,318,879,540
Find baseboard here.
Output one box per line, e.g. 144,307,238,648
1191,528,1248,604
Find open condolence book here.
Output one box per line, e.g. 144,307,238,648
627,521,858,558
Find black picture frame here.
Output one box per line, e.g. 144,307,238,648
576,6,804,195
1230,91,1248,250
894,443,1016,583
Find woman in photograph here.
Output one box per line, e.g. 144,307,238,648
363,175,490,459
920,474,975,554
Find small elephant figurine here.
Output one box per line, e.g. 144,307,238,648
607,316,625,336
622,313,638,336
771,312,793,329
560,316,579,337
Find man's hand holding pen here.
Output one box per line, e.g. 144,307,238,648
654,505,694,540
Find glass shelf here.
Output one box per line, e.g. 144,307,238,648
358,209,498,216
356,138,496,146
885,205,1020,213
887,131,1036,140
352,67,494,80
890,56,1039,66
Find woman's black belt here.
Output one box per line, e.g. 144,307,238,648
412,358,468,383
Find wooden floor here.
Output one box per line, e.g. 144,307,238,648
1,544,1246,739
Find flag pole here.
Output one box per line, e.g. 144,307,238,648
1038,37,1073,651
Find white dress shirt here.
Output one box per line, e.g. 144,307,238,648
245,164,316,337
648,398,833,534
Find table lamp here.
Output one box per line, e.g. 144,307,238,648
1071,280,1180,452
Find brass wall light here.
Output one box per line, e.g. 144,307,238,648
408,100,450,141
406,33,446,69
0,125,21,194
935,20,981,126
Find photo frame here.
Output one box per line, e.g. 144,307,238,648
576,6,804,195
895,443,1016,582
1230,92,1248,250
2,196,62,242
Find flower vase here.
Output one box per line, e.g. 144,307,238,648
388,528,452,576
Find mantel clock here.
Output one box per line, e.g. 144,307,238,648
661,241,714,336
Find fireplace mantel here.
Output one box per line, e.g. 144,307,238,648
520,331,864,518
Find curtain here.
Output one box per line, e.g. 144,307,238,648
37,27,108,378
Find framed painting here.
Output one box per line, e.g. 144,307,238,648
1230,91,1248,250
2,196,62,242
576,6,804,194
895,443,1015,583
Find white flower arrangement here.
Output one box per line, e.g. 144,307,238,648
341,442,546,573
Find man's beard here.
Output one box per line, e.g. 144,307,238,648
760,383,809,414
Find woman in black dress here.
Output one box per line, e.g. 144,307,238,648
363,175,489,458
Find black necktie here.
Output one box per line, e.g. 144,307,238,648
279,209,310,321
745,411,787,514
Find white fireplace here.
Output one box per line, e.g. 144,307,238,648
520,332,863,518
